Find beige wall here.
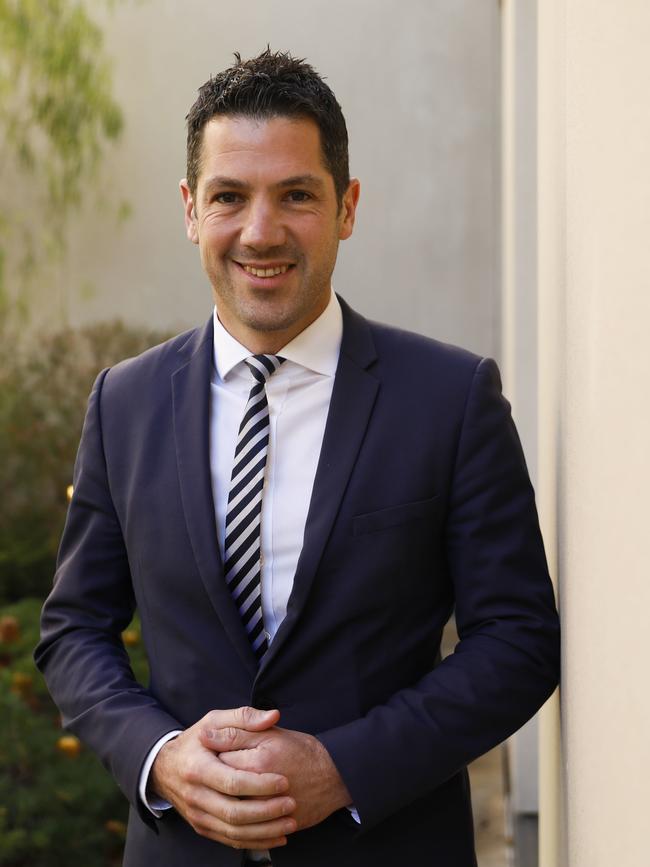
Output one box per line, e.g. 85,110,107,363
562,3,650,863
60,0,500,357
509,1,650,864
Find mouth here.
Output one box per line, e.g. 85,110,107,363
233,261,296,284
242,263,292,277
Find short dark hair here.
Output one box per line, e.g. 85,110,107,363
186,49,350,205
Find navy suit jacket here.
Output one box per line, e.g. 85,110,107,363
36,297,560,866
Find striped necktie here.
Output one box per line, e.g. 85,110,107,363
224,354,285,661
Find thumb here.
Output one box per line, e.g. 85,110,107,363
200,724,261,752
237,705,280,730
201,705,279,734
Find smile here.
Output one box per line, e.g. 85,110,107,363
240,263,293,278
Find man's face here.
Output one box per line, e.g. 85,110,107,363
180,115,360,352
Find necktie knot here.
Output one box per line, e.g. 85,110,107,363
245,354,285,384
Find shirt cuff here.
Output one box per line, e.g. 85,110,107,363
138,729,184,817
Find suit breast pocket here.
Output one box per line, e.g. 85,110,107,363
351,495,440,536
344,495,444,615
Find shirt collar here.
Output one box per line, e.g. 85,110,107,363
212,290,342,381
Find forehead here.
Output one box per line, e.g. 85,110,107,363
196,115,330,187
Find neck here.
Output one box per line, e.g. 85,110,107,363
215,295,331,355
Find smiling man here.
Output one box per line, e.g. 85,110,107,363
36,50,560,867
180,113,358,353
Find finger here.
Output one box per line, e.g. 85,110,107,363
217,748,258,772
187,806,297,845
202,706,280,733
204,826,290,851
200,724,264,753
190,814,290,850
194,785,296,826
202,757,288,797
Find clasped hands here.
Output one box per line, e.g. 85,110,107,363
150,706,352,851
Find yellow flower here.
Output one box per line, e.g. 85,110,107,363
122,629,140,646
56,735,82,757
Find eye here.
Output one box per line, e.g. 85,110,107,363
286,190,311,203
213,192,241,204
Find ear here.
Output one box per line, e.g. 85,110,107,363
338,178,361,241
180,179,199,244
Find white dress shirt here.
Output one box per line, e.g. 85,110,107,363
210,291,341,639
138,291,344,839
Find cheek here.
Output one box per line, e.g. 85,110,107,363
299,226,337,262
197,243,211,272
198,216,234,249
198,233,226,265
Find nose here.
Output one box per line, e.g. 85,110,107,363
239,198,287,251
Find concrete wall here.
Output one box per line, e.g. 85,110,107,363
62,0,500,357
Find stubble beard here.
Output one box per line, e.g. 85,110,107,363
212,254,334,336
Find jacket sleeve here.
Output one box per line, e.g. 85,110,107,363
317,357,560,830
34,369,183,827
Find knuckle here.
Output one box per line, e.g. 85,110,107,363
178,781,193,803
225,803,242,826
184,789,199,810
220,726,238,747
220,823,238,842
221,770,239,796
254,745,272,772
186,807,201,826
188,816,206,836
257,754,271,773
184,761,202,786
184,769,197,786
204,709,221,726
238,705,254,726
221,802,234,825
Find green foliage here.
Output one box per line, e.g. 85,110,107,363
0,0,125,326
0,321,172,603
0,597,149,867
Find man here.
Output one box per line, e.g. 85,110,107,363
36,49,560,866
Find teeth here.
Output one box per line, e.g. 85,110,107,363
243,264,289,277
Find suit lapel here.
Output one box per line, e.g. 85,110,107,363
260,299,379,671
172,319,258,676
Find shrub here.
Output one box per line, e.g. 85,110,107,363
0,321,172,603
0,597,149,867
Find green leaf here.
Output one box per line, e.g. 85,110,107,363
0,0,131,330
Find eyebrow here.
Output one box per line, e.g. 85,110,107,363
277,174,326,190
202,174,326,193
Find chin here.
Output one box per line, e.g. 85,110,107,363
241,314,299,334
237,301,305,334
